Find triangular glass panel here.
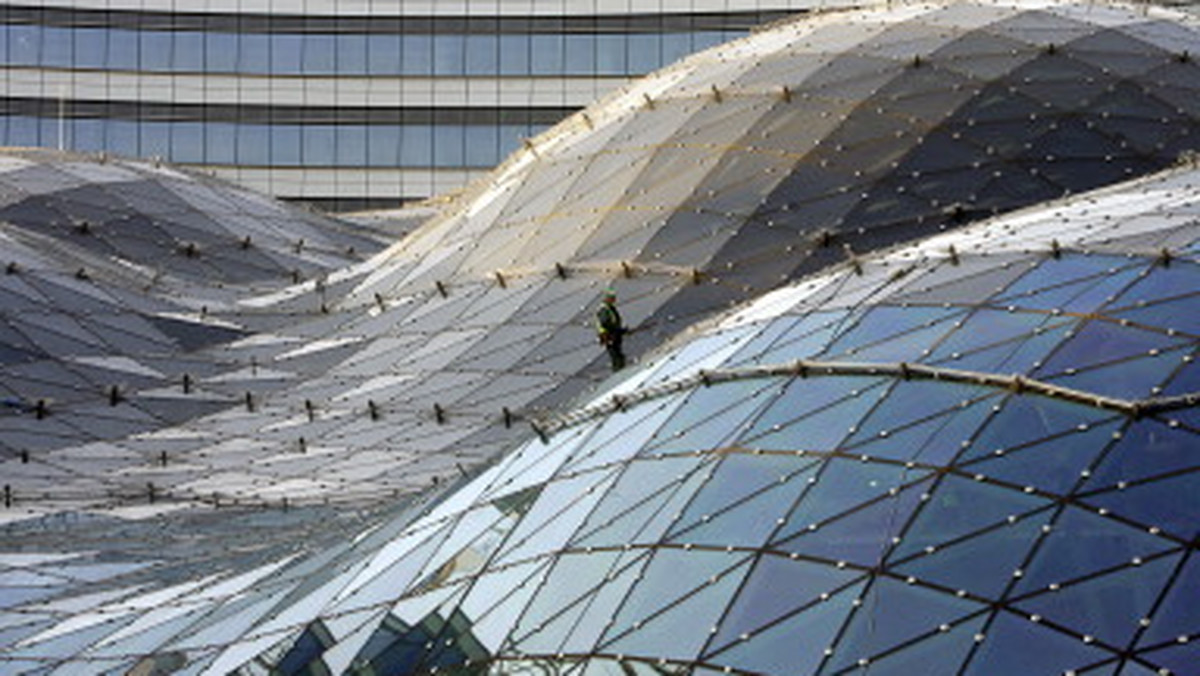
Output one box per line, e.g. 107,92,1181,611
848,394,999,466
668,452,817,540
1015,552,1179,648
1082,471,1200,542
773,458,933,544
555,550,651,656
669,465,817,548
495,468,619,565
604,549,751,648
645,379,780,456
965,419,1122,496
710,554,861,649
1013,506,1177,595
861,612,988,675
602,557,751,662
1082,420,1195,490
459,559,550,654
946,320,1074,376
963,609,1112,674
844,380,987,448
957,395,1110,463
1135,639,1200,676
1035,320,1187,381
778,477,931,569
824,576,985,673
574,455,708,544
574,461,713,550
704,579,867,676
740,376,888,452
891,474,1051,560
1136,553,1200,647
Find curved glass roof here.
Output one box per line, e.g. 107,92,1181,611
0,1,1199,673
5,161,1197,675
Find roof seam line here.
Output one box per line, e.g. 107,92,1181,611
535,359,1198,438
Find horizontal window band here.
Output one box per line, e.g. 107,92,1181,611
0,7,800,34
0,98,580,125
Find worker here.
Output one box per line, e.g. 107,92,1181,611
596,288,627,371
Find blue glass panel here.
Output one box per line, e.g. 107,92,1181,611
773,458,926,543
958,395,1110,463
433,125,464,168
337,34,368,75
1017,553,1178,647
1083,421,1195,489
465,34,498,76
890,474,1049,560
777,477,931,569
368,126,401,167
606,556,750,661
604,548,749,646
170,122,204,163
433,34,465,76
1014,506,1176,594
967,419,1122,496
237,124,270,164
946,320,1073,375
108,28,138,70
1162,355,1200,396
173,31,203,71
42,27,72,67
670,465,816,548
867,613,987,675
1036,321,1185,382
400,125,432,165
846,381,984,448
530,34,564,76
107,119,138,157
826,576,984,672
139,31,171,70
206,32,238,73
499,34,529,75
71,119,104,153
564,34,596,75
464,125,499,168
1137,554,1200,646
628,33,661,74
240,33,270,73
9,25,41,67
368,34,402,75
511,550,628,651
303,125,335,166
850,395,999,465
722,315,806,368
541,550,646,656
141,122,169,158
929,309,1056,362
1084,471,1200,541
1137,641,1200,676
643,379,775,455
964,611,1111,674
302,34,336,74
495,469,618,565
205,122,236,163
1114,262,1200,311
336,126,367,167
893,515,1046,600
692,31,731,52
670,453,816,537
271,125,301,165
403,35,433,75
711,555,860,649
273,34,303,74
596,34,627,75
997,255,1138,313
826,306,959,357
1113,292,1200,336
573,455,707,545
741,377,887,452
706,580,866,675
73,28,106,68
574,459,713,549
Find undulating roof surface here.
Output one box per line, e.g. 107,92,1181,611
7,160,1199,675
0,0,1199,673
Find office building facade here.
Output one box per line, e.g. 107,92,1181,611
0,0,852,210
